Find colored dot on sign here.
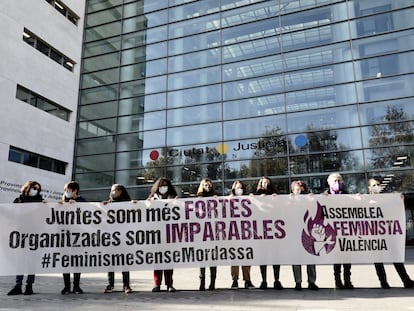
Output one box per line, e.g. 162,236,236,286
217,143,229,154
295,135,308,147
149,150,159,160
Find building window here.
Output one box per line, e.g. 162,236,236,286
8,146,67,175
16,85,71,121
45,0,79,25
22,28,76,71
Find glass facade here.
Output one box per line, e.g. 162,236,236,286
75,0,414,201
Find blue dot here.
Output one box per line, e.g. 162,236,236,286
295,135,308,147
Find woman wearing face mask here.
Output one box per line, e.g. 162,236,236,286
148,177,178,292
196,178,218,291
256,176,283,290
368,178,414,289
290,181,319,291
229,181,255,290
7,181,44,296
325,173,353,289
103,184,133,294
59,181,86,294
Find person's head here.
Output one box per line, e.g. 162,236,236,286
149,177,177,199
110,184,131,201
256,176,273,193
20,180,42,197
63,181,80,200
197,178,216,197
290,180,308,195
327,173,344,193
231,180,246,196
368,178,382,194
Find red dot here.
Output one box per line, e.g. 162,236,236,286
149,150,159,160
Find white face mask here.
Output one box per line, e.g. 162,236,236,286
235,188,243,196
28,188,38,197
110,190,117,200
65,191,73,199
292,189,301,195
372,185,381,194
159,186,168,195
262,182,268,189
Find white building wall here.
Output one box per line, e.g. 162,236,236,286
0,0,85,202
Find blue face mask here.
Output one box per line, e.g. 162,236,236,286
65,191,73,199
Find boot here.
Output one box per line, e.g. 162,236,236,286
199,277,205,291
8,285,22,295
61,273,71,294
23,284,33,295
344,264,353,289
73,273,83,294
335,275,344,289
208,277,216,291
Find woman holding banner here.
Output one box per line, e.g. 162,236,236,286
290,180,319,291
103,184,133,294
7,181,44,296
229,180,255,290
256,176,283,290
368,178,414,289
326,173,353,289
59,181,86,294
197,178,218,291
148,177,178,292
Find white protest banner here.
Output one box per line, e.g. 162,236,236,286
0,193,405,275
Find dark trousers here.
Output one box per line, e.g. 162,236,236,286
154,269,173,287
63,273,81,288
260,265,280,282
199,267,217,280
375,262,412,284
334,264,352,282
16,275,35,285
108,271,130,287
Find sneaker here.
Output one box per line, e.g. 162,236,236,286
124,286,132,294
231,280,238,289
274,281,283,290
7,285,22,296
152,286,161,292
23,284,33,295
245,281,255,289
295,282,302,291
167,286,176,292
308,283,319,290
104,285,114,293
73,287,84,294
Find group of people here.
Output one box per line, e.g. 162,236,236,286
6,174,414,296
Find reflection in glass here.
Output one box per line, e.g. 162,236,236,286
224,115,286,141
167,104,221,127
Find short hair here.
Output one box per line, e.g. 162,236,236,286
327,173,343,186
64,181,80,193
290,180,308,193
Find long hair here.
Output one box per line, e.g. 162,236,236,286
256,176,274,195
20,180,42,197
148,177,178,199
111,184,131,202
231,180,247,195
196,178,216,197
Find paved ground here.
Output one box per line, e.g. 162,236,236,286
2,248,414,310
